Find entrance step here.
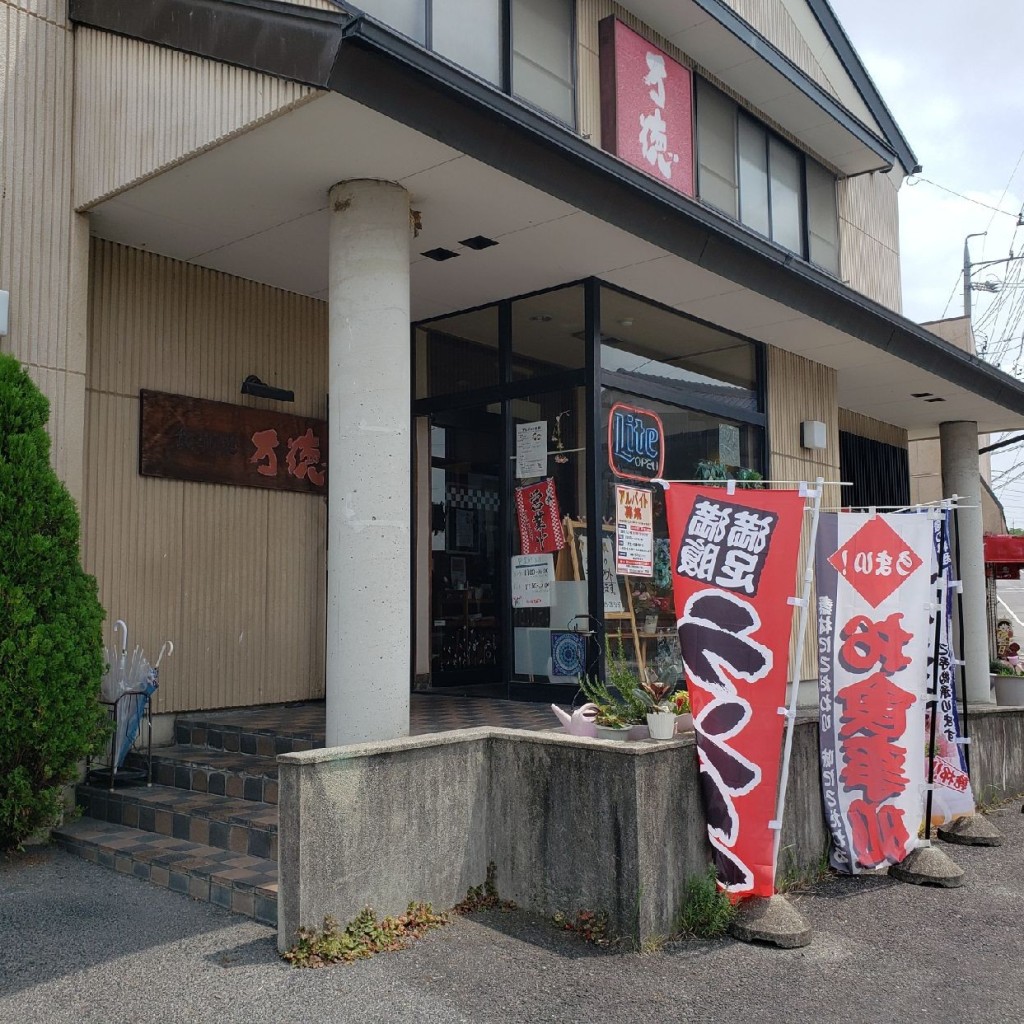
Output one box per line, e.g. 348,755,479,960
128,745,280,804
53,817,277,925
76,783,278,861
175,706,323,756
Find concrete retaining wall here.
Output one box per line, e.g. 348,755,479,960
277,708,1024,950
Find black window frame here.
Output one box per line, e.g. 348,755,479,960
695,79,839,275
352,0,577,129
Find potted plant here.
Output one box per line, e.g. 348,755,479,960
633,679,678,740
578,636,648,741
670,688,693,733
991,658,1024,706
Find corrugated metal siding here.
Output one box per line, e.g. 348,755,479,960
766,346,841,681
838,407,908,449
838,169,902,313
73,27,320,208
0,3,87,498
84,240,328,713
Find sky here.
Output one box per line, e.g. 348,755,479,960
827,0,1024,524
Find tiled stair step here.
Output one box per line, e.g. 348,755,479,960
175,714,322,756
76,783,278,861
53,817,277,925
126,745,279,804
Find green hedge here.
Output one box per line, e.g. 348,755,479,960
0,353,107,850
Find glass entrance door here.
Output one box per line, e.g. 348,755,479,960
428,406,503,689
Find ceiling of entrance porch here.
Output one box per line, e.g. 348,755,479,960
85,91,1021,436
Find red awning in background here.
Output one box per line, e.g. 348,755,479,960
985,534,1024,579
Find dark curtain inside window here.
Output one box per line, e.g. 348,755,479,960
839,431,910,508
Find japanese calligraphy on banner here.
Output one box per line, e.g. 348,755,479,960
926,511,975,827
139,390,327,494
598,17,694,196
664,484,804,896
514,478,565,555
816,513,934,874
615,485,654,576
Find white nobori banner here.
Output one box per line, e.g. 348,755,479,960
815,512,935,874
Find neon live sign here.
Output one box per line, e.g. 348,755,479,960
608,402,665,482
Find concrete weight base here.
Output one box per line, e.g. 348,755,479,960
888,844,964,887
938,813,1003,847
728,895,811,949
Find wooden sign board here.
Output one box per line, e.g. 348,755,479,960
139,389,327,494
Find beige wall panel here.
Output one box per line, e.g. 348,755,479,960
838,408,908,448
838,170,902,312
766,349,839,684
82,392,185,716
4,0,63,28
178,485,270,712
262,493,327,705
73,28,319,208
0,4,88,500
766,345,840,470
281,0,340,9
86,241,328,712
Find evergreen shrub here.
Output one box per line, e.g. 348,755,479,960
0,353,107,850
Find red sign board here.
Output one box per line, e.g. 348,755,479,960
139,390,327,494
664,484,804,897
599,17,694,196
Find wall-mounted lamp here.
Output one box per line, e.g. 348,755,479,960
0,290,9,337
801,420,827,450
240,374,294,402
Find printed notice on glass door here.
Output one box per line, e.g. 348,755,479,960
615,484,654,576
515,421,547,479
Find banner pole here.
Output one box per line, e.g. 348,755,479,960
951,503,973,778
771,476,824,876
923,514,948,842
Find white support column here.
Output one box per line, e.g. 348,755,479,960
326,179,411,746
939,420,992,705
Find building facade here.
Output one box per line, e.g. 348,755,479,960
4,0,1024,744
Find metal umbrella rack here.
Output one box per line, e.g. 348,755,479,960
88,620,173,791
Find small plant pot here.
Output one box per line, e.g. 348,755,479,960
646,711,676,740
594,724,632,742
993,674,1024,707
674,713,694,733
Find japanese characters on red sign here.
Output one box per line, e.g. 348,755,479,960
816,513,933,873
665,485,804,897
514,478,565,556
599,18,695,197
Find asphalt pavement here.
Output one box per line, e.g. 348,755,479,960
3,804,1024,1024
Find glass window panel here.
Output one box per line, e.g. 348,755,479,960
738,116,769,236
769,137,803,254
432,0,501,84
352,0,425,43
510,385,590,685
807,158,839,274
599,286,759,412
512,0,575,124
696,83,738,218
511,284,586,380
600,387,763,681
415,305,499,398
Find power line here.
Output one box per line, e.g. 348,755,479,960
907,175,1024,219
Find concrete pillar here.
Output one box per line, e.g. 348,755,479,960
326,179,411,746
939,421,992,705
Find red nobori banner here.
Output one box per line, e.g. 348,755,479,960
514,478,565,555
664,484,804,896
816,513,933,873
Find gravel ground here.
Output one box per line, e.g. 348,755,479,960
2,805,1024,1024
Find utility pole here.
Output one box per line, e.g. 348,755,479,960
963,230,1023,321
